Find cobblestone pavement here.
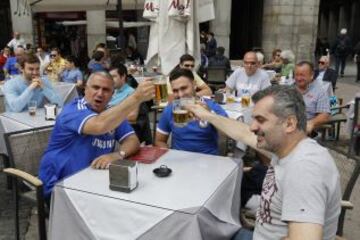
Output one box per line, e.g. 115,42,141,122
1,62,360,240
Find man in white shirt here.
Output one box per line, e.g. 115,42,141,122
225,51,270,97
7,32,25,50
186,85,341,240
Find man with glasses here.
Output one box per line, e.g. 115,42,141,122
225,51,270,97
314,56,338,92
44,47,66,82
167,54,212,98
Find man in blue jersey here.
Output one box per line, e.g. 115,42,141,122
39,71,155,199
155,68,227,155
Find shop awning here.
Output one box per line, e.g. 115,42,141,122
29,0,145,12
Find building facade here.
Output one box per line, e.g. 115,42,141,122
7,0,359,62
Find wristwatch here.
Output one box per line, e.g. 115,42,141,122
118,150,126,160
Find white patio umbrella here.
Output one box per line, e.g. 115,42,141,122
143,0,215,75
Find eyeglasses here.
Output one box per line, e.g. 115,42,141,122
50,54,57,58
318,61,325,65
244,61,257,66
183,64,195,68
276,54,281,57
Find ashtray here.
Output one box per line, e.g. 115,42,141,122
153,165,172,177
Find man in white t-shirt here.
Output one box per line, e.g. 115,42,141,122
225,51,270,97
7,32,25,50
186,85,341,240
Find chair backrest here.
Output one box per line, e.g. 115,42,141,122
4,126,52,176
207,66,227,84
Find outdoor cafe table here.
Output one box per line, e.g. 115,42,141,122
49,150,243,240
0,108,57,155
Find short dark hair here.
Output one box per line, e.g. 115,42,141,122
50,47,60,54
92,51,105,61
109,63,127,76
296,60,314,73
216,46,225,55
169,68,194,82
17,53,40,68
179,54,195,64
252,85,307,132
64,55,79,67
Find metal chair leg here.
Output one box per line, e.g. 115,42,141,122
12,177,20,240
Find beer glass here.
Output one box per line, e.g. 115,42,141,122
240,89,251,108
172,98,194,127
28,100,37,116
153,76,168,105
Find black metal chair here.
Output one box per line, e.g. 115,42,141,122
335,97,360,236
206,66,227,91
2,126,52,240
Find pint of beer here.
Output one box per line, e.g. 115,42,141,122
154,76,168,105
241,95,251,107
172,98,193,127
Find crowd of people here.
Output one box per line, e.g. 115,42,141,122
1,29,358,240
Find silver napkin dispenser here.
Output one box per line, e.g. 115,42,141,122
109,160,138,193
214,92,226,104
44,104,57,120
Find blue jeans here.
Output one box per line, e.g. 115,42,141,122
231,228,253,240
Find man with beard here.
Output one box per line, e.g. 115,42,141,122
186,85,341,240
3,53,62,112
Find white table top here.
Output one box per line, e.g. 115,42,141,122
50,150,242,240
1,108,58,128
58,149,239,213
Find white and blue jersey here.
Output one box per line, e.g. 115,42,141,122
39,98,134,198
157,99,227,155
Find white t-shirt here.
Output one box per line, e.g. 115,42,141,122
7,38,25,49
225,68,270,96
253,138,341,240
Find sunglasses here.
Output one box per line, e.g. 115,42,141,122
50,54,57,58
318,61,325,64
183,64,195,68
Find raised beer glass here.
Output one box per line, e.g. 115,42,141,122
154,76,168,105
172,98,194,127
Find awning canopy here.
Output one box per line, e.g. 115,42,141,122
29,0,145,12
57,20,151,28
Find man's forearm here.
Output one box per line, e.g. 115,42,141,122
196,85,212,97
311,113,331,129
83,94,142,135
119,134,140,158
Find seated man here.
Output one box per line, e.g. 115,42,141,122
109,64,152,144
167,54,212,98
3,53,63,112
314,55,338,91
208,46,231,74
44,47,66,82
3,46,25,78
294,61,331,134
39,72,155,200
156,68,227,155
225,51,270,96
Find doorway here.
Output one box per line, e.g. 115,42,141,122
230,0,264,59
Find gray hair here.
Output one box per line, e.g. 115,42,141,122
252,85,307,132
280,50,295,62
86,71,114,87
255,52,264,64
